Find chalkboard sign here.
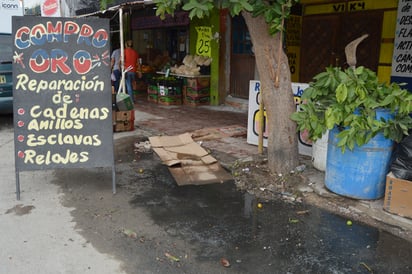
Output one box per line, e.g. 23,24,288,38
12,16,115,195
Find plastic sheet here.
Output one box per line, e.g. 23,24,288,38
391,134,412,180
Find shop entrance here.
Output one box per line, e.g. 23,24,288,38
299,11,383,83
230,15,255,99
133,28,188,70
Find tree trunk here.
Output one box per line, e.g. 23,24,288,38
242,12,299,174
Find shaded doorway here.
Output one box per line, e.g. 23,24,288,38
230,15,255,99
300,11,383,83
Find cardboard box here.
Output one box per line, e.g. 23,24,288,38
158,95,182,105
149,133,232,186
116,110,134,121
185,86,210,97
184,95,210,106
185,77,210,90
384,172,412,219
114,120,134,132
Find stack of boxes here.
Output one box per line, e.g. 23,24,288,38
113,110,135,132
111,87,135,132
147,76,211,107
157,78,183,105
183,77,210,106
147,81,159,103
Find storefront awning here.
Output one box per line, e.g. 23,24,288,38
75,0,154,18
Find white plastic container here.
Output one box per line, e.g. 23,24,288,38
312,131,328,171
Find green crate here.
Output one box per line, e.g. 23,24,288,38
184,95,210,106
185,87,210,97
147,93,158,103
158,95,182,105
147,84,159,95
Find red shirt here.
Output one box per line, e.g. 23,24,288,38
124,47,139,72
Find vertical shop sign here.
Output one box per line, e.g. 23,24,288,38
391,0,412,91
285,15,302,82
196,26,212,57
247,81,311,156
12,16,115,199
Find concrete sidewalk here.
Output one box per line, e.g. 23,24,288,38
0,128,125,274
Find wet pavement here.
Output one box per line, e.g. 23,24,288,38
119,145,412,273
132,180,412,273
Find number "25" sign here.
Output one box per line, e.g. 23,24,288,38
196,27,212,57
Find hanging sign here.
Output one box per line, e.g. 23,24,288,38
391,0,412,91
41,0,61,17
12,16,115,198
195,26,212,57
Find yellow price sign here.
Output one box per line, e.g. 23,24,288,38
196,26,212,57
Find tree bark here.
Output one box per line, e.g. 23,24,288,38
242,12,299,174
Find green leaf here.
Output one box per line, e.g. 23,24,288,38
336,83,348,103
355,86,366,100
379,94,395,107
336,131,348,147
354,66,364,75
325,108,336,129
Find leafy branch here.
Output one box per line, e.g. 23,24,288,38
291,66,412,152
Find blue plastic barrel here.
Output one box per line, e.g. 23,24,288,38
325,109,395,200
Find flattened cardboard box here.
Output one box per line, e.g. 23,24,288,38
149,133,232,186
384,172,412,219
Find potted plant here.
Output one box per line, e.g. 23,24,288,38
291,65,412,199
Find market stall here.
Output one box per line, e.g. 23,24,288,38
145,54,212,106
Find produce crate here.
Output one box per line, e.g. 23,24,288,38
115,110,134,121
158,95,182,105
184,95,210,106
185,86,210,97
147,84,159,95
158,84,182,96
185,77,210,90
113,110,135,132
147,93,158,103
114,120,134,132
158,78,183,96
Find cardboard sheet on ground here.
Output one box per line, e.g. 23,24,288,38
149,133,232,185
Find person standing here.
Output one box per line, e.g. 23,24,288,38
124,40,141,104
110,43,121,93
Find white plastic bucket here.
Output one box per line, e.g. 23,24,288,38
312,131,328,171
